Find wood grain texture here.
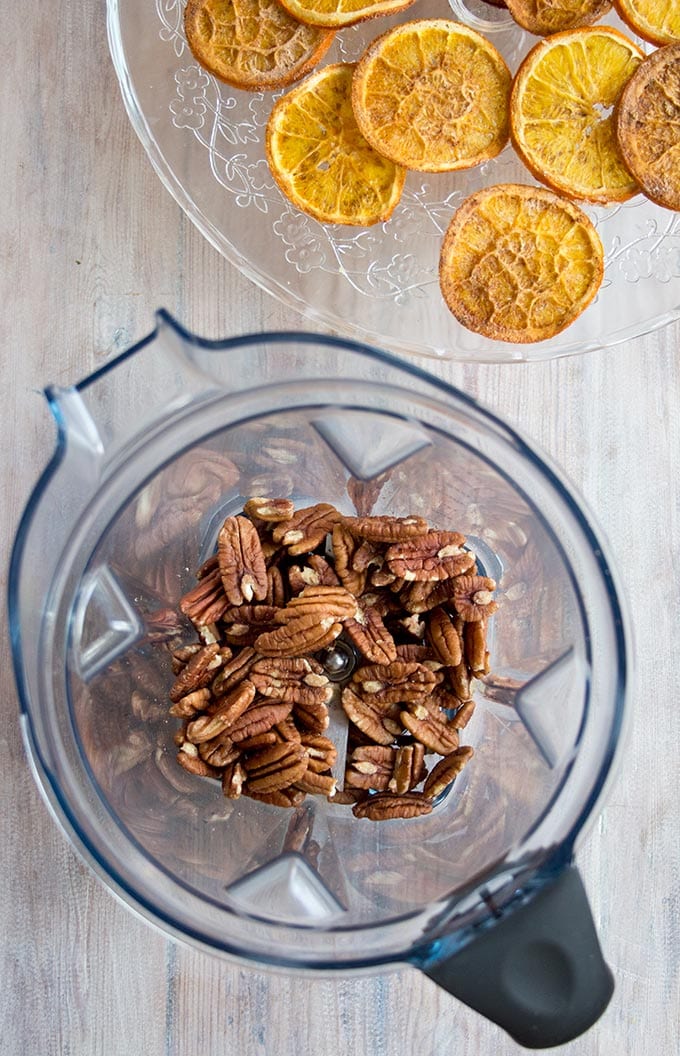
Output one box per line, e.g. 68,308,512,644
1,2,679,1055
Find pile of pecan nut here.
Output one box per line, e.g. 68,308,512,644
168,498,498,821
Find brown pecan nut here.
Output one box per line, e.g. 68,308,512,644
351,661,437,704
211,646,259,696
394,643,439,664
277,584,358,623
423,746,474,799
265,564,287,607
428,607,463,666
341,687,402,746
179,567,229,625
294,769,337,797
352,792,433,820
344,606,397,664
168,687,212,718
299,733,337,769
222,604,281,626
237,731,279,751
170,643,201,673
401,701,460,755
254,614,343,657
331,522,367,596
199,736,241,768
451,700,476,729
247,788,307,808
243,497,295,523
275,717,302,742
452,575,499,621
307,554,341,586
169,643,222,702
386,532,474,582
209,679,257,728
388,744,427,794
227,701,292,743
448,657,472,701
345,746,397,791
288,563,319,594
249,657,332,706
221,760,247,799
464,619,489,675
271,503,342,555
176,743,221,778
218,515,268,606
244,742,308,794
342,515,429,543
293,700,330,734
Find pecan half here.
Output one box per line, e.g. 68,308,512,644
307,554,341,587
243,497,295,523
293,700,330,734
243,741,308,794
168,687,212,718
351,661,437,705
345,745,397,791
199,736,241,768
388,744,427,794
344,606,397,664
254,614,343,657
452,576,498,621
218,515,268,605
451,699,476,729
277,584,358,623
227,701,292,743
249,657,332,706
423,746,474,799
341,687,402,746
352,792,433,820
179,567,229,625
211,646,258,696
464,619,489,675
265,565,287,607
300,733,337,771
271,503,342,555
221,760,247,799
176,743,221,778
169,643,222,702
428,607,463,666
294,769,337,797
331,522,367,596
246,788,307,808
342,515,429,543
386,532,474,582
401,699,460,755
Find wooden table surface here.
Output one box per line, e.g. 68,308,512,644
2,4,679,1054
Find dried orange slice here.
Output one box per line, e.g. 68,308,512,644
616,44,680,211
184,0,335,92
351,20,511,173
439,184,604,343
276,0,416,28
510,27,644,204
266,64,406,225
505,0,612,36
613,0,680,46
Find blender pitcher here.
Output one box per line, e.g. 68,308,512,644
9,313,628,1048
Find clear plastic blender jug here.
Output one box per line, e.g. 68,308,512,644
9,313,628,1048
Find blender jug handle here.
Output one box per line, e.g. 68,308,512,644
419,865,614,1049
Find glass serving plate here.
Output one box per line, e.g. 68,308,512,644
107,0,680,361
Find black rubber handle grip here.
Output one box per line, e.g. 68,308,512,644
420,866,614,1049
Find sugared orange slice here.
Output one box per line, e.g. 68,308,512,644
351,20,511,173
276,0,416,28
505,0,612,36
613,0,680,46
510,27,644,203
184,0,335,91
439,183,604,343
616,44,680,212
266,63,406,225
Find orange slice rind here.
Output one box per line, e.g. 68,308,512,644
266,63,406,226
439,183,604,344
613,0,680,46
184,0,335,92
351,19,511,174
505,0,612,36
616,44,680,212
276,0,417,29
510,27,644,204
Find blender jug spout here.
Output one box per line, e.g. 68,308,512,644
419,865,614,1048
